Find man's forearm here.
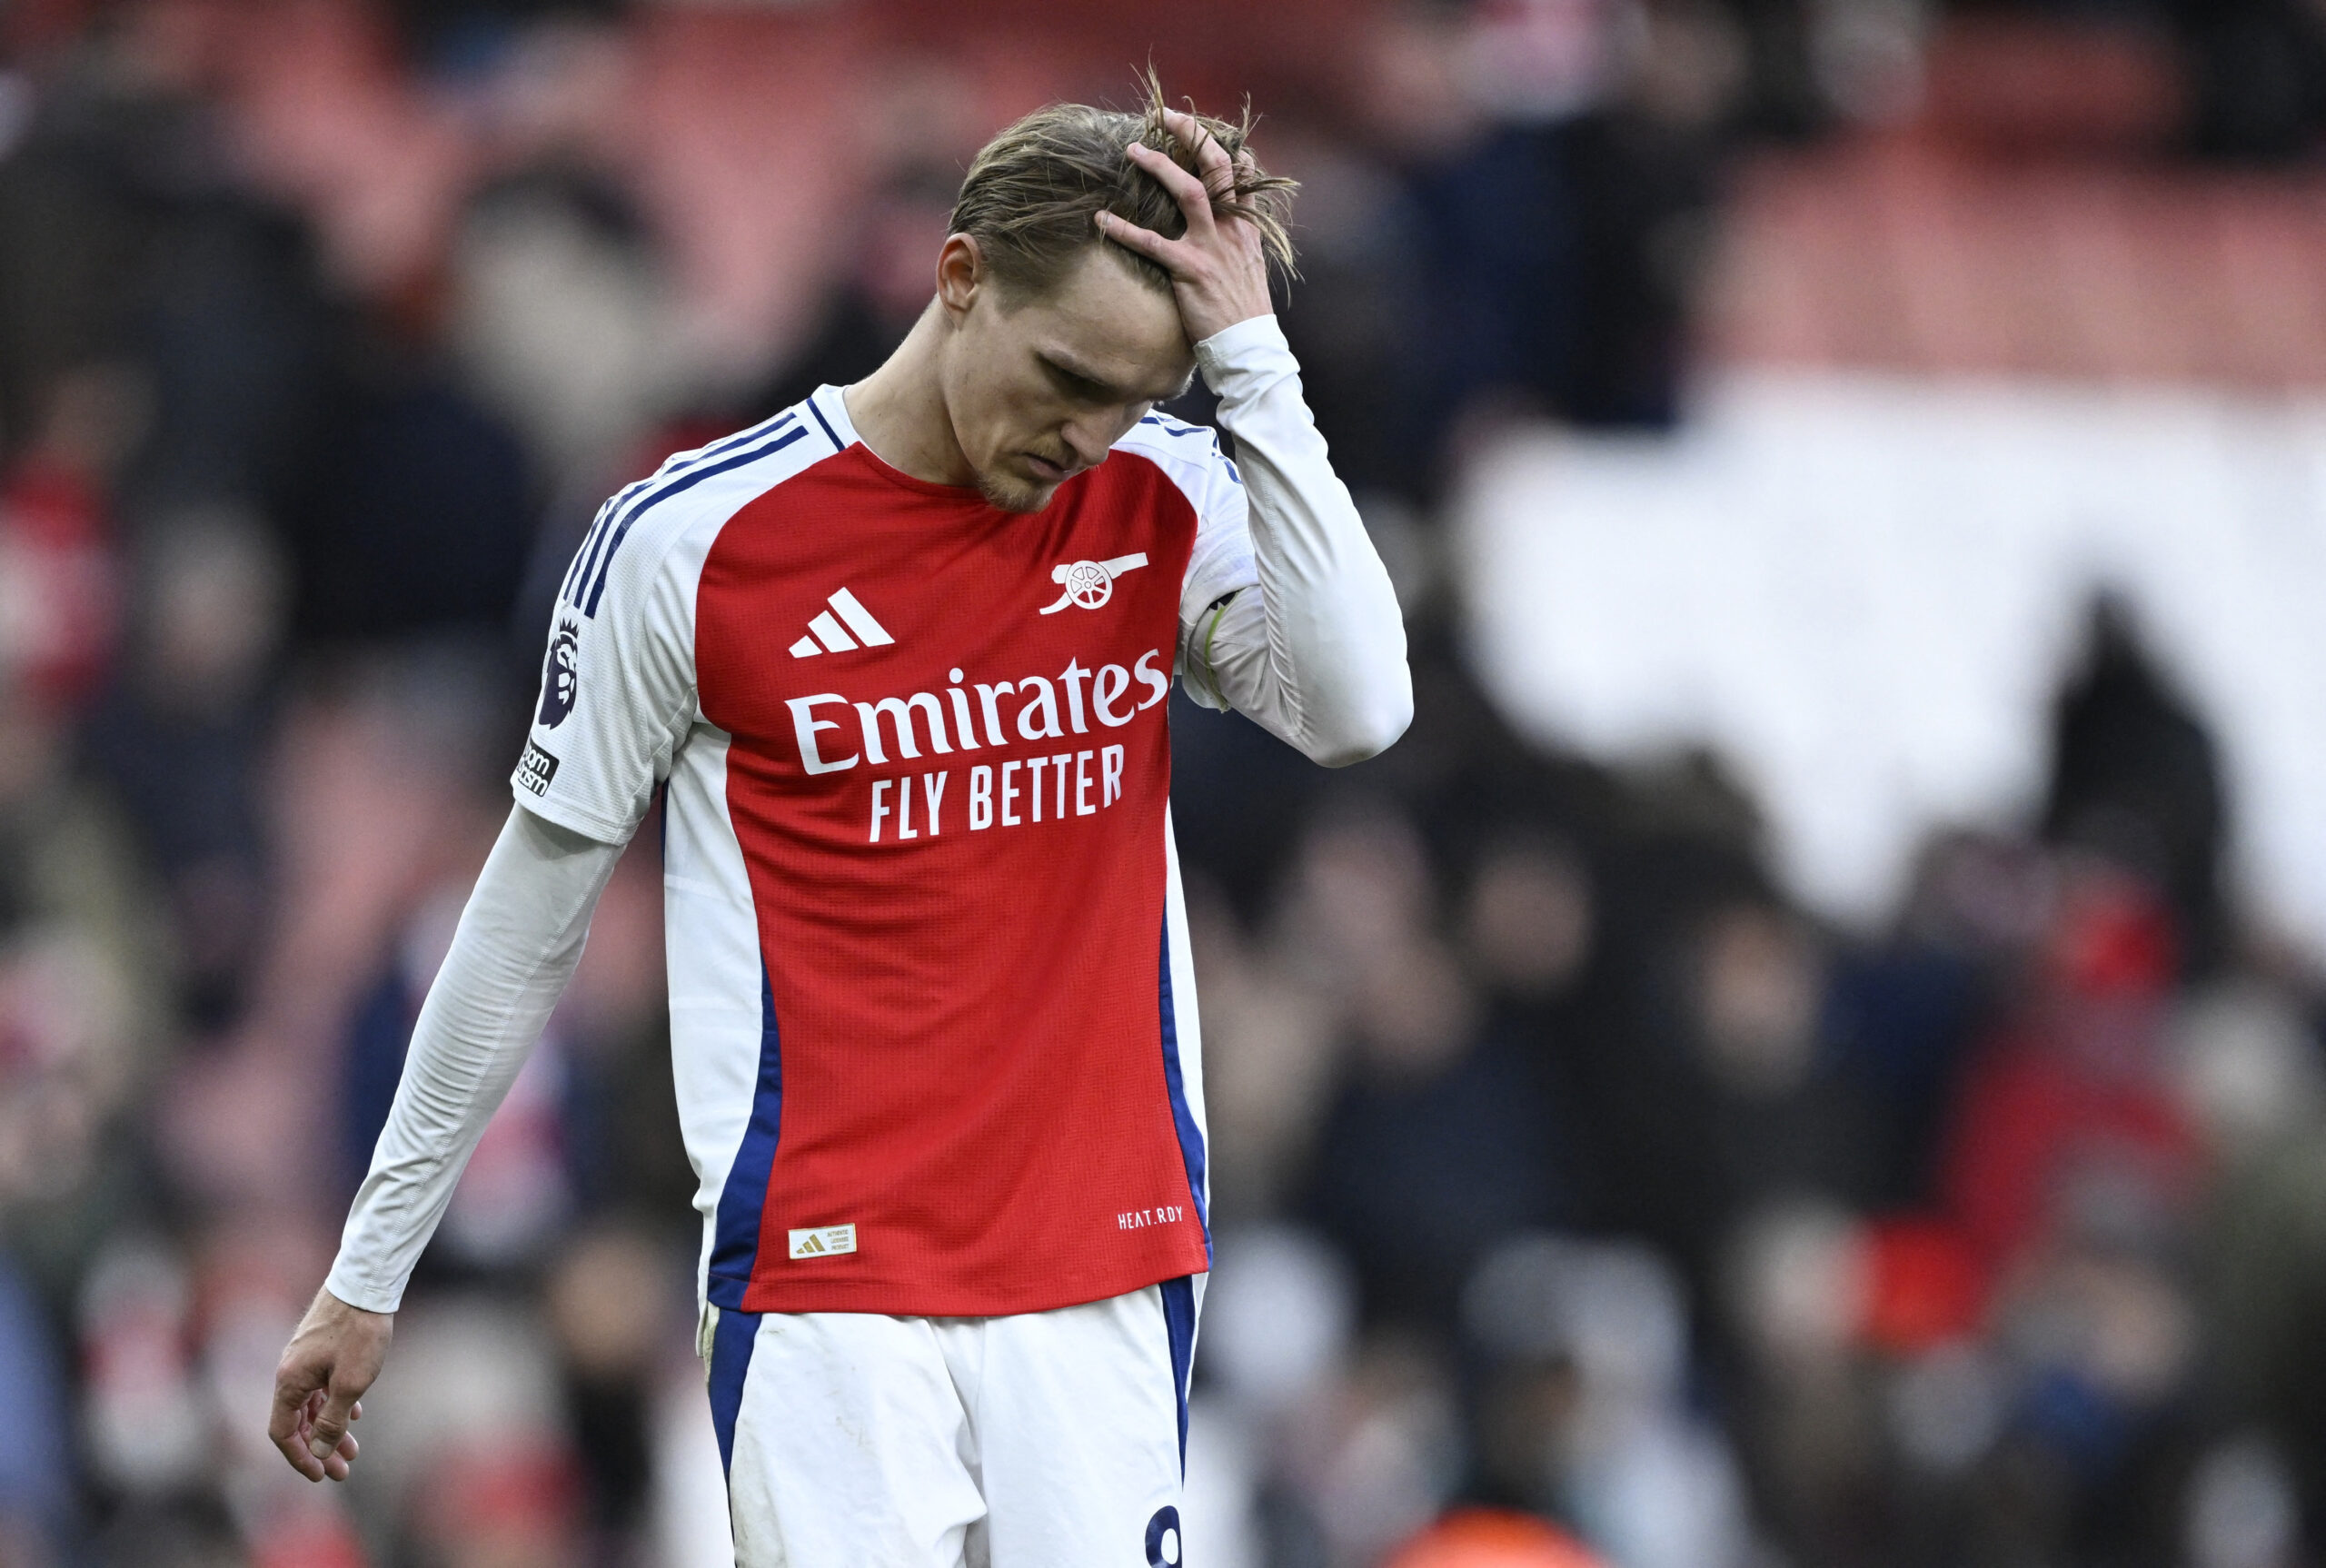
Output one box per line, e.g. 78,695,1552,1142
324,805,622,1312
1194,316,1413,766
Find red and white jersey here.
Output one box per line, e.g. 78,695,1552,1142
516,387,1253,1317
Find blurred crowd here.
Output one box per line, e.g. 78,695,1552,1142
4,0,2326,1565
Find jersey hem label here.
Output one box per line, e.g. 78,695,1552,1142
788,1224,857,1259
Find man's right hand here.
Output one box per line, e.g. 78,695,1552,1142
268,1286,393,1482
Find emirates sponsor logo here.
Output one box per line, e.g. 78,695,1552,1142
786,650,1170,776
782,650,1171,844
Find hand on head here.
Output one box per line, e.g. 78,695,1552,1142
1097,107,1280,344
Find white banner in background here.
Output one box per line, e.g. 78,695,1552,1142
1456,371,2326,949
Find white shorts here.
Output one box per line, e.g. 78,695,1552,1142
701,1277,1202,1568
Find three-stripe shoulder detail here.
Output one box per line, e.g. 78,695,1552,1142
560,404,840,619
1118,416,1240,490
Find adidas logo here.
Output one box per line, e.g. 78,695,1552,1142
789,589,895,658
788,1223,858,1259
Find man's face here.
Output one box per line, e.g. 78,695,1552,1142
939,244,1196,513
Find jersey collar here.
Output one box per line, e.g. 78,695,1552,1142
809,385,861,452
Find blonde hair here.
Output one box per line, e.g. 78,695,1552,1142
949,70,1297,300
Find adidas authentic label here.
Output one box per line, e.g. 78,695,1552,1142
787,1224,857,1260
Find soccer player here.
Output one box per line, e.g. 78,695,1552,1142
270,82,1411,1565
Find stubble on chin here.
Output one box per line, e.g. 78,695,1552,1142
976,469,1057,514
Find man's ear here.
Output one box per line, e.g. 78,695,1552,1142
935,233,983,322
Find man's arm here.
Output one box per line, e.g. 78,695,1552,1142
1182,318,1412,765
1101,111,1413,767
268,803,622,1481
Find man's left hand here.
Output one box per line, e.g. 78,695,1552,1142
1097,107,1274,345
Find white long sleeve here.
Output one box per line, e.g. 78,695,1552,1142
324,804,623,1313
1184,315,1412,766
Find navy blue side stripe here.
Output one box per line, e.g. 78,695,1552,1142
707,965,785,1310
806,392,843,452
707,1305,760,1474
1157,922,1210,1259
1160,1275,1198,1471
582,422,810,616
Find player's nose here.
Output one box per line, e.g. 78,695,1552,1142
1058,419,1112,472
